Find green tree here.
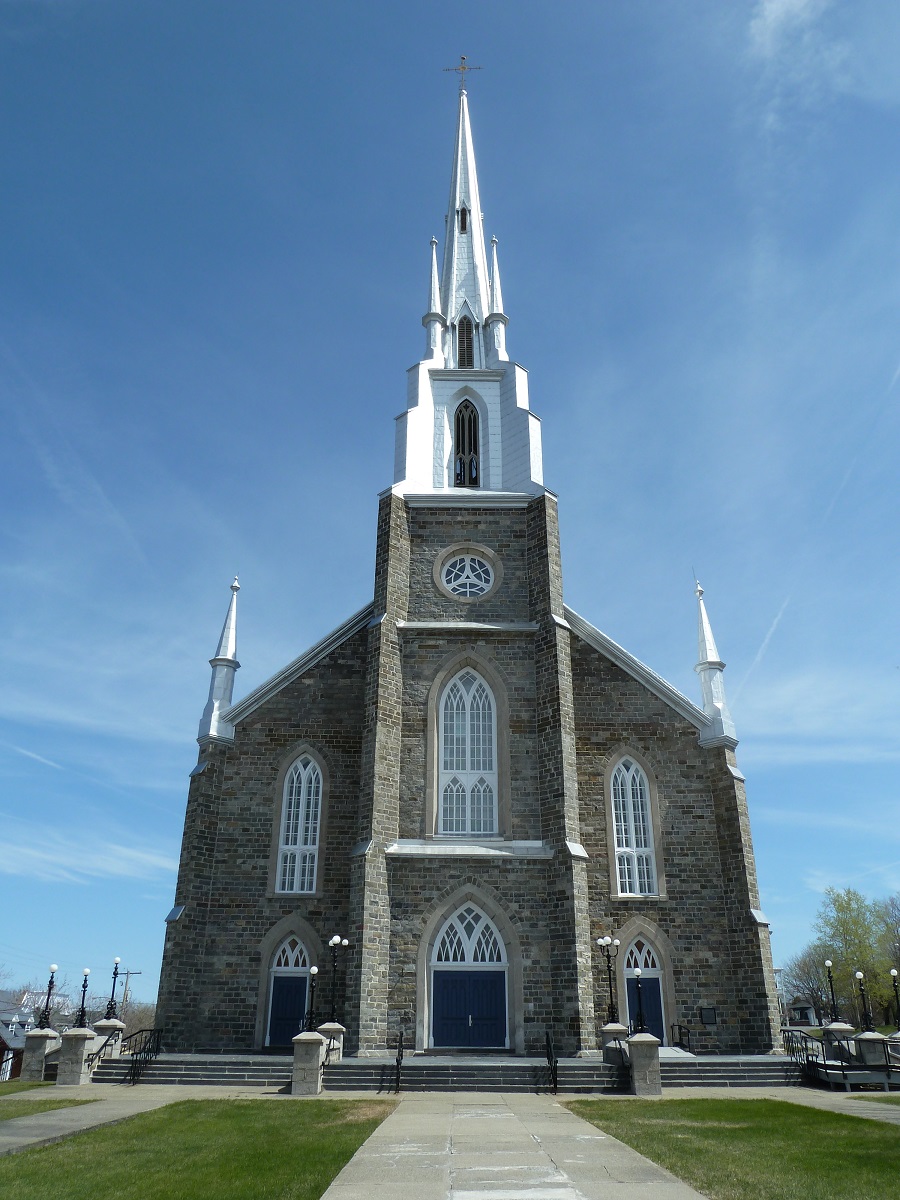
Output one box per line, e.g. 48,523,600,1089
814,887,894,1024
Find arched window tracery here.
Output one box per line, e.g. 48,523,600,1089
611,758,657,895
277,756,322,893
438,669,497,836
454,398,479,485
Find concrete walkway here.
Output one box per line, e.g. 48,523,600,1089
320,1092,704,1200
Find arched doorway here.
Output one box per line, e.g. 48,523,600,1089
266,935,313,1048
430,904,508,1049
624,938,666,1043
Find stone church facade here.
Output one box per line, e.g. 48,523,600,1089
157,89,781,1058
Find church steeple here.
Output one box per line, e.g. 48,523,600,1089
441,87,491,359
694,582,738,748
393,86,543,496
197,577,241,745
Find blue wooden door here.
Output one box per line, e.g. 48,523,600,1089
269,976,307,1047
432,971,506,1048
626,976,664,1043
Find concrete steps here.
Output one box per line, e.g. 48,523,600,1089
92,1054,293,1088
659,1056,802,1088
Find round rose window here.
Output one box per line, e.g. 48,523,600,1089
441,555,494,598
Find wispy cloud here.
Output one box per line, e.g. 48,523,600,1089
0,823,178,885
0,742,63,770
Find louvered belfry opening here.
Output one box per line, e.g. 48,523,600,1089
457,316,474,369
454,399,479,487
459,206,468,232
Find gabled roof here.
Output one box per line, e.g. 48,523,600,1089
564,605,708,731
223,604,374,727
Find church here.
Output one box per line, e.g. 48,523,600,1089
156,85,781,1059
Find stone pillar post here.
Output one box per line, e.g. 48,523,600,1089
317,1022,346,1063
855,1031,888,1067
627,1032,662,1097
56,1029,96,1086
291,1031,326,1095
822,1021,855,1061
20,1029,59,1083
91,1019,127,1059
600,1023,629,1065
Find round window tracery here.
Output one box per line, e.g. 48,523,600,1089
442,555,494,598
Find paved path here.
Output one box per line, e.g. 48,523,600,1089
320,1092,704,1200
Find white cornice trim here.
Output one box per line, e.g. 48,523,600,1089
385,838,554,860
223,603,374,725
426,368,506,381
564,605,707,730
397,620,539,634
393,490,541,508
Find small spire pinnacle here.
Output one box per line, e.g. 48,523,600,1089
489,236,505,316
694,582,737,748
423,237,446,362
198,578,241,745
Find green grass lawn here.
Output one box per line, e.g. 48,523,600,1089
0,1083,52,1096
567,1098,900,1200
0,1097,97,1122
0,1098,395,1200
850,1093,900,1105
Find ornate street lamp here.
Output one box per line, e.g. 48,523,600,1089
632,967,647,1033
304,966,319,1031
38,964,59,1030
890,968,899,1030
595,936,621,1024
854,971,874,1032
824,959,839,1023
75,968,91,1028
328,936,349,1024
104,958,121,1020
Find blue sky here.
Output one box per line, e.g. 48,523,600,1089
1,1,899,1002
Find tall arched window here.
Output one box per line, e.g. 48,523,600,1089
277,756,322,893
438,669,497,835
612,758,657,895
457,317,474,369
454,398,479,486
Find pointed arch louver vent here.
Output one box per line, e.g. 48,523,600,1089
457,317,474,369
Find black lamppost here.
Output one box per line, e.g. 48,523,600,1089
38,964,58,1029
596,936,621,1023
890,968,899,1030
75,968,91,1028
854,971,874,1032
104,958,121,1020
824,959,839,1022
328,935,349,1023
632,967,647,1033
304,966,319,1031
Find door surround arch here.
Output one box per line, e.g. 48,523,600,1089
611,916,676,1046
254,914,324,1048
415,884,525,1054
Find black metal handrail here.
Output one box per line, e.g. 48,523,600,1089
395,1027,405,1094
545,1030,558,1095
125,1029,161,1085
85,1027,122,1070
670,1023,691,1052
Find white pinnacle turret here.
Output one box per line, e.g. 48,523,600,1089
485,235,509,365
422,236,445,364
197,577,241,745
694,581,737,748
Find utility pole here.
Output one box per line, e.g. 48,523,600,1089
121,970,142,1023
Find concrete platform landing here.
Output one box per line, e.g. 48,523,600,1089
321,1092,704,1200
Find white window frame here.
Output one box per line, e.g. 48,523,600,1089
612,757,658,896
438,669,498,837
277,756,322,893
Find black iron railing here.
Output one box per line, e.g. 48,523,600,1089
545,1030,558,1095
124,1028,161,1085
670,1024,691,1052
85,1027,123,1071
395,1028,405,1094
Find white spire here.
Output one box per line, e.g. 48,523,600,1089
422,236,445,364
441,88,491,350
198,577,241,745
694,581,737,748
485,235,509,365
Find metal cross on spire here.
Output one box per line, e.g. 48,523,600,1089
443,55,482,93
